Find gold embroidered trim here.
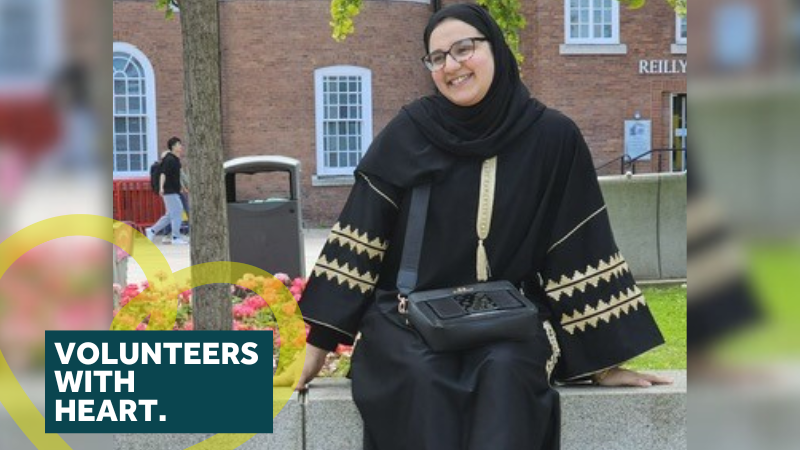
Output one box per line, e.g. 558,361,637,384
547,205,607,254
543,321,561,384
312,256,378,294
475,156,497,281
329,222,389,261
545,253,630,302
560,286,646,334
358,172,399,210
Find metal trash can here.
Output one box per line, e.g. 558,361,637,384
224,156,305,278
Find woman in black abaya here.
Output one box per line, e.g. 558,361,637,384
295,4,671,449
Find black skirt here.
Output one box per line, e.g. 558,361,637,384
351,300,561,450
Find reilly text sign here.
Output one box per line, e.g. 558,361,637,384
639,59,686,75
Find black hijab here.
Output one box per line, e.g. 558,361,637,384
358,3,546,186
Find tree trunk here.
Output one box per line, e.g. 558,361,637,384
179,0,231,330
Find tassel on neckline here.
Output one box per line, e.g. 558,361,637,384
477,239,491,282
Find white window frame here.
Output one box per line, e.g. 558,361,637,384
113,42,158,179
672,13,687,54
0,0,61,93
564,0,620,45
313,66,373,180
676,14,687,45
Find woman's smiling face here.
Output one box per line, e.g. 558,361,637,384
428,19,495,107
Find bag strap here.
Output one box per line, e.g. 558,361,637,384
397,157,498,297
397,183,431,297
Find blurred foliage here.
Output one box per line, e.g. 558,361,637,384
477,0,526,65
330,0,362,42
328,0,686,66
154,0,179,20
714,244,800,363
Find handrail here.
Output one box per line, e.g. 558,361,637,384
595,148,687,174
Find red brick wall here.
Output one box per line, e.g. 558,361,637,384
113,0,686,223
113,1,188,157
523,0,686,173
113,0,433,225
217,0,433,225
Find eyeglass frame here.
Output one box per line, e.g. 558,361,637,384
421,37,489,72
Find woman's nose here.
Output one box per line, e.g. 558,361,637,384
443,53,462,72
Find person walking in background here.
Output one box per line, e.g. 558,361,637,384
178,141,190,235
146,137,187,245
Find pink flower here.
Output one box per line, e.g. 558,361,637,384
136,323,147,331
178,289,192,304
243,296,267,310
232,303,256,319
234,321,255,331
182,322,194,331
274,273,291,286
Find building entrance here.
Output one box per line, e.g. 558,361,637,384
671,93,687,171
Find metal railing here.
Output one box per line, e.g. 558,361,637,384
595,148,687,174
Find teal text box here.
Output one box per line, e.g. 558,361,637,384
45,331,273,433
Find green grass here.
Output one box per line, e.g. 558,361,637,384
626,285,687,370
713,244,800,362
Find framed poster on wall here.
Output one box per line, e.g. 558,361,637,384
624,119,652,161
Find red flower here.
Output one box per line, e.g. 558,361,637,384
335,344,353,356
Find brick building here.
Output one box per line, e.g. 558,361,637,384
112,0,686,225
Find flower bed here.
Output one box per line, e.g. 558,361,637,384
112,272,353,378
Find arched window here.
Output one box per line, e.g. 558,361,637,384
113,43,158,178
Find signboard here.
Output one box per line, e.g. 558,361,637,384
638,59,687,75
625,120,652,161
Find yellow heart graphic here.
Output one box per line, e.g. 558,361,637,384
0,215,306,449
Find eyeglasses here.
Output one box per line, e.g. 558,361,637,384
421,37,489,72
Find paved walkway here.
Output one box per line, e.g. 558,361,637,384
126,228,329,284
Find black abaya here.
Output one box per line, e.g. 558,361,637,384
299,106,664,450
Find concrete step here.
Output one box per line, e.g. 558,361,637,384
303,370,686,450
112,370,686,450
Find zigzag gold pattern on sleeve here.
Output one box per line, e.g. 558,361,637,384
560,286,646,335
328,222,389,261
312,256,379,294
545,253,630,302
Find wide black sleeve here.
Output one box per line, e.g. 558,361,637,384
541,124,665,381
300,172,402,351
687,169,760,351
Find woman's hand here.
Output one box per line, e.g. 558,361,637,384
294,344,329,391
593,367,673,387
272,344,329,391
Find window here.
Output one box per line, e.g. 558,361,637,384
565,0,620,44
314,66,373,178
113,43,158,178
0,0,60,90
676,14,687,44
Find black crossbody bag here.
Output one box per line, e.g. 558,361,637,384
396,157,539,352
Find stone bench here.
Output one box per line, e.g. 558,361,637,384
114,370,686,450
